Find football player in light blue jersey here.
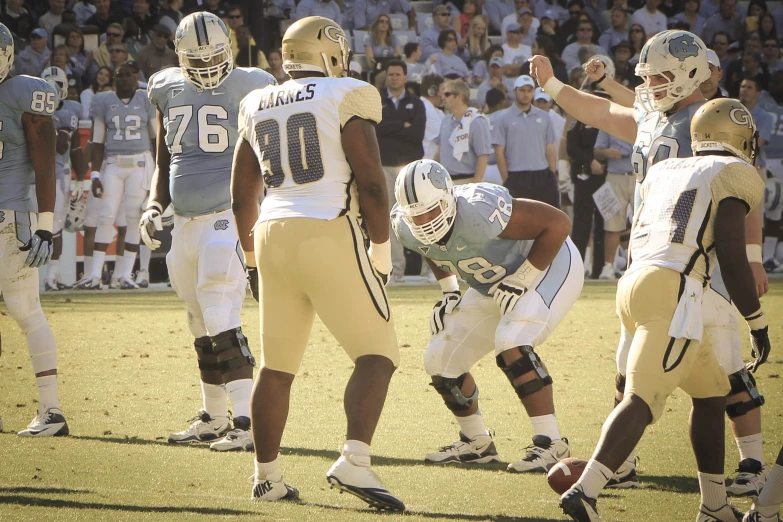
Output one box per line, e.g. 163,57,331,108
761,70,783,273
392,159,584,472
532,30,772,515
0,23,69,437
140,12,276,452
40,66,86,291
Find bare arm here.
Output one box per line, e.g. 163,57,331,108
715,198,761,317
69,129,87,181
149,109,172,209
22,113,57,214
56,127,70,155
585,58,635,107
425,257,453,280
745,202,767,297
546,143,556,173
494,144,509,181
474,154,488,182
230,137,263,255
498,198,571,270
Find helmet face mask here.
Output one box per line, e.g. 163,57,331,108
395,160,457,245
282,16,352,78
174,12,234,90
691,98,759,165
42,66,68,101
0,23,15,83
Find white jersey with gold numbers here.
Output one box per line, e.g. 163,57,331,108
628,155,765,284
238,77,382,223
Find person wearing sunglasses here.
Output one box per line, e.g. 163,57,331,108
420,5,454,62
429,29,471,81
94,23,134,69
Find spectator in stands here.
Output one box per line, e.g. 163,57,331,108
612,40,641,87
502,22,531,75
436,78,491,183
65,27,95,86
485,0,516,35
700,48,727,98
0,0,35,42
80,65,113,118
673,0,706,35
628,23,646,64
462,15,491,69
294,0,341,22
38,0,65,37
600,7,630,51
130,0,155,36
135,24,177,80
95,23,131,68
364,14,402,72
517,8,537,46
492,75,558,206
569,63,587,87
158,0,183,35
72,0,96,26
186,0,226,17
234,25,268,68
263,0,294,52
536,9,564,50
702,0,743,44
86,0,125,35
746,0,767,34
501,0,539,39
224,6,260,64
739,76,774,170
560,0,585,46
52,44,84,92
725,50,768,95
535,0,568,25
354,0,416,31
563,20,607,73
631,0,667,39
477,56,515,104
420,73,445,159
420,5,452,62
746,31,764,52
375,58,426,283
472,43,503,82
762,36,782,73
583,0,607,27
14,28,50,77
599,0,629,31
520,34,568,82
482,88,508,185
265,49,289,83
533,87,565,158
710,30,731,70
108,42,130,71
404,42,426,81
453,0,485,39
758,12,778,41
659,0,679,18
430,29,471,80
123,17,149,58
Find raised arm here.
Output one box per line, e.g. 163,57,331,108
584,58,636,108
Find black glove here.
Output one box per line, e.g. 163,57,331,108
247,266,259,302
20,230,53,268
746,326,771,373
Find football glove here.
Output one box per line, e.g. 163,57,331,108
368,239,392,285
20,230,53,268
430,290,461,335
139,204,163,250
747,326,771,373
247,267,259,302
491,260,542,315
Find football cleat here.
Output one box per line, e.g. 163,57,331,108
763,259,780,273
75,277,101,290
251,472,300,502
135,269,149,288
44,280,71,291
697,504,744,522
210,416,253,452
168,409,230,443
560,485,601,522
18,408,69,437
326,454,405,511
109,277,121,289
742,503,782,522
728,459,768,497
424,431,500,464
606,457,641,489
508,435,570,473
598,263,617,281
118,277,139,290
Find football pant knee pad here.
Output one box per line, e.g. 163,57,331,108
496,345,552,400
430,374,478,411
5,290,57,374
95,217,116,244
726,370,765,418
123,213,141,245
211,328,255,373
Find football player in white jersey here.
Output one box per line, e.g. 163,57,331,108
0,23,68,437
232,16,404,511
141,12,276,452
530,31,771,494
560,99,769,522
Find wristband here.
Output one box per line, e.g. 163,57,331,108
439,274,459,293
244,250,257,268
744,309,767,331
91,171,100,180
542,77,565,101
595,73,607,84
512,259,542,289
37,211,54,233
81,179,92,191
746,244,762,264
147,201,163,214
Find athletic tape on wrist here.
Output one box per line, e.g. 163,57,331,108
439,274,459,293
744,309,767,331
746,244,763,264
37,212,54,233
543,77,565,101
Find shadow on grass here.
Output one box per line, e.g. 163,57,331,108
300,501,563,521
0,486,87,495
638,475,700,494
0,495,259,516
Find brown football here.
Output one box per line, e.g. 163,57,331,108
547,458,588,494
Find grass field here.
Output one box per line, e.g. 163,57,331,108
1,282,782,522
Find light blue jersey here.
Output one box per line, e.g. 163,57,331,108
0,75,58,212
53,99,81,183
148,67,276,217
393,183,533,296
761,99,783,160
91,90,155,156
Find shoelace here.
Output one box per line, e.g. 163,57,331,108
522,445,548,462
32,410,53,426
438,440,468,452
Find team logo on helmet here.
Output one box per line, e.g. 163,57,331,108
668,34,701,61
323,24,345,45
729,107,754,128
427,163,450,190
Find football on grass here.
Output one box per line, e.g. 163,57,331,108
547,458,588,494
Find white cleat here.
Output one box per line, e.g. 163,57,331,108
606,457,641,489
251,472,300,502
326,454,405,511
75,277,101,290
135,269,149,288
18,408,69,437
697,503,744,522
599,263,617,281
109,277,121,289
118,277,139,290
168,409,230,443
424,431,501,464
210,416,253,451
508,435,570,473
743,503,782,522
728,459,768,497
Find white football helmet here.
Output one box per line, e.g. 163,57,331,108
42,66,68,101
394,160,457,245
635,30,710,113
174,12,234,90
765,178,782,213
64,192,87,233
0,23,15,83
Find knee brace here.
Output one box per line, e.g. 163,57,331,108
211,328,256,372
430,374,478,411
194,336,219,372
726,370,765,418
496,345,552,400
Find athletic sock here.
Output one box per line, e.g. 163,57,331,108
757,463,783,508
123,251,136,279
736,433,765,465
343,439,371,467
200,381,228,417
255,458,281,481
46,259,60,284
225,378,252,419
36,375,60,412
83,255,92,281
698,472,728,510
112,255,125,281
530,414,561,440
577,459,613,499
91,251,105,280
763,236,778,262
455,410,488,439
139,245,151,272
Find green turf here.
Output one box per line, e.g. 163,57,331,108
1,283,781,522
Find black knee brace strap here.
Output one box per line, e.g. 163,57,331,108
194,336,219,372
496,346,553,399
726,370,765,418
430,374,478,411
616,373,626,394
212,328,256,371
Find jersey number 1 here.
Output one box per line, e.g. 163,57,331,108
254,112,324,188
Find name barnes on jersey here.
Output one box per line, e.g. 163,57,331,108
257,83,316,111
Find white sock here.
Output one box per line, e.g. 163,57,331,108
577,459,613,499
83,256,92,280
343,439,371,467
225,378,252,419
46,259,59,283
200,381,228,417
91,251,105,279
777,242,783,260
763,236,778,262
736,433,765,465
139,245,151,272
455,410,488,439
36,375,60,412
123,251,136,279
113,255,125,281
530,414,561,440
255,458,282,481
698,472,727,510
624,449,636,467
757,463,783,508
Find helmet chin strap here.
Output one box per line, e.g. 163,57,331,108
320,52,333,77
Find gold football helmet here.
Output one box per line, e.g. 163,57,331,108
691,98,758,165
281,16,351,78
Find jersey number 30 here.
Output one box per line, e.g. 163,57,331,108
254,112,324,188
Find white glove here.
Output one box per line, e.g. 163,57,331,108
20,212,54,268
139,203,163,250
491,260,542,315
368,239,392,284
431,290,461,335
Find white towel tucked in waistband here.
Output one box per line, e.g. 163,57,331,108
668,275,704,341
449,108,485,162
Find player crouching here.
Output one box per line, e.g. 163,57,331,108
392,160,584,473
